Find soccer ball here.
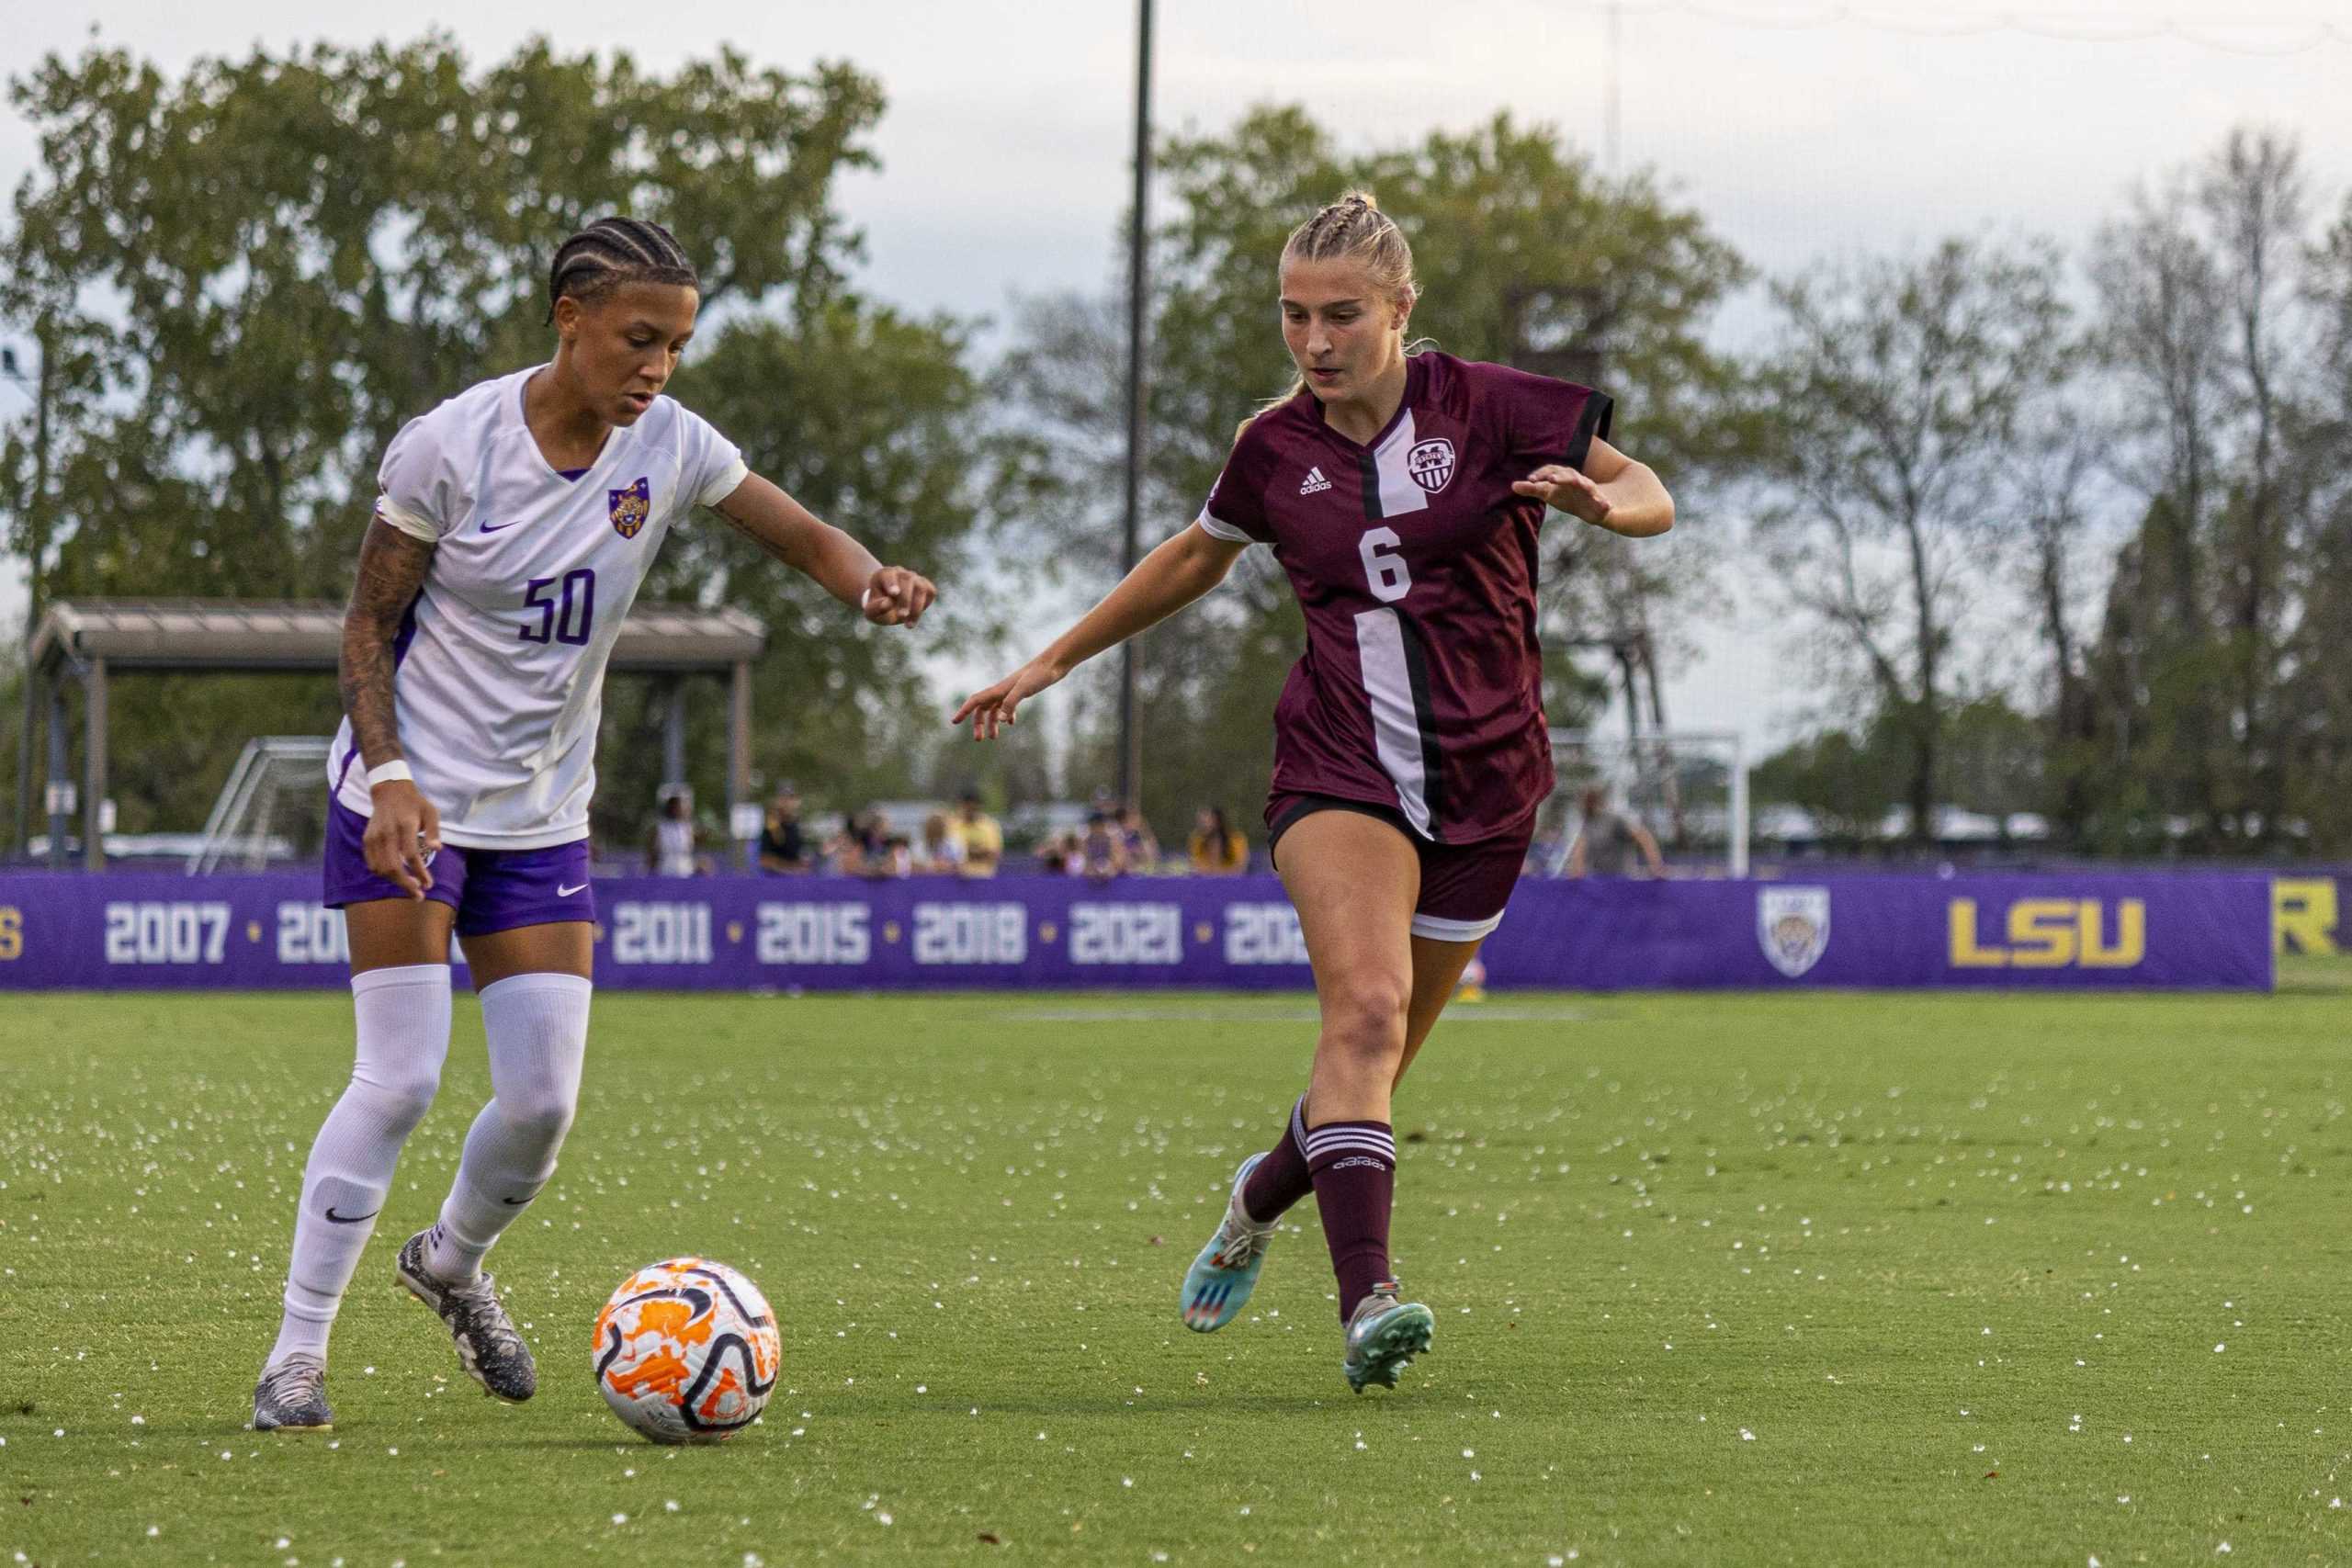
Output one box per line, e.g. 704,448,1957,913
594,1258,781,1444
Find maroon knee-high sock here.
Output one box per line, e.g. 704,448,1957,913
1305,1118,1398,1321
1238,1096,1313,1224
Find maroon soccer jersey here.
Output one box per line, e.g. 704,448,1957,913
1197,352,1611,844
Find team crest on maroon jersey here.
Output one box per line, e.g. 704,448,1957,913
1406,438,1456,494
608,476,650,539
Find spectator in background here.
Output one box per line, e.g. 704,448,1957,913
650,789,703,877
1038,830,1073,876
1188,807,1250,874
757,783,808,874
950,786,1002,877
1117,806,1159,872
820,810,857,875
1565,786,1665,879
826,807,888,877
876,831,915,879
1078,811,1127,883
916,812,966,875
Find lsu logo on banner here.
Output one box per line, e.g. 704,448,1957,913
1949,897,2144,969
2272,878,2339,955
1758,886,1831,977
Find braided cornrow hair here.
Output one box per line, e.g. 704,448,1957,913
1239,191,1422,439
1284,191,1415,295
545,216,699,323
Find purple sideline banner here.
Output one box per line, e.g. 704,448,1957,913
0,871,2274,990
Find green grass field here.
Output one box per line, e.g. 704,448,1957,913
6,979,2352,1565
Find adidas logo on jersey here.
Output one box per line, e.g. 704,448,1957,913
1298,466,1332,495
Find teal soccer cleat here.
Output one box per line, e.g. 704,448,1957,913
1180,1154,1280,1333
1341,1284,1434,1393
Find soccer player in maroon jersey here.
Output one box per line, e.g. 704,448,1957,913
953,192,1672,1392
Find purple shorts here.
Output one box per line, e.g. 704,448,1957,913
323,796,594,938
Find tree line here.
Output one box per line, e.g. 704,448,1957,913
3,36,2346,858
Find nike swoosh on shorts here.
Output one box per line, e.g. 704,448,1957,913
558,883,588,897
479,518,522,534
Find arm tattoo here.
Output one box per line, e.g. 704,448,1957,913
713,502,773,558
713,491,804,570
339,520,435,768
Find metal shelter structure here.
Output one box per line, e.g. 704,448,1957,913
21,598,767,870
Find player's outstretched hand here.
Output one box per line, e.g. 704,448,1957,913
1512,464,1612,526
951,658,1066,741
864,566,936,626
364,778,442,899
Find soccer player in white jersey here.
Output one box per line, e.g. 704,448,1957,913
253,217,936,1432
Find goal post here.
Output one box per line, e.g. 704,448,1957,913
1543,728,1749,878
187,736,334,874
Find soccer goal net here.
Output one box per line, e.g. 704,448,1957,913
187,736,334,874
1536,729,1749,878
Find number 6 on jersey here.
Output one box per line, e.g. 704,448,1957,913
1359,527,1410,603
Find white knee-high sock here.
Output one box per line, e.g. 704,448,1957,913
426,972,591,1282
268,964,453,1368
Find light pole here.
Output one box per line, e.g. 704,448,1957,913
3,324,54,861
1115,0,1154,816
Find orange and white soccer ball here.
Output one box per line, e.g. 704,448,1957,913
594,1258,781,1444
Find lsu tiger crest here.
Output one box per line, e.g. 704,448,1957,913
608,476,651,539
1758,886,1832,978
1406,437,1456,494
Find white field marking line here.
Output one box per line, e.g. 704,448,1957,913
1001,1006,1592,1024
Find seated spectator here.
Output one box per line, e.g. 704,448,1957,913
1037,831,1072,876
1079,811,1127,883
758,783,809,874
950,786,1003,878
876,832,914,879
1117,806,1159,872
827,807,888,878
917,811,966,874
1188,807,1250,875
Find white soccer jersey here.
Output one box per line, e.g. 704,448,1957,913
328,367,749,850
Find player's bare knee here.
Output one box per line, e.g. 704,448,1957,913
1320,974,1410,1062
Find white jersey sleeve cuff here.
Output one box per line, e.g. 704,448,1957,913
697,457,751,509
1195,510,1254,545
373,495,440,542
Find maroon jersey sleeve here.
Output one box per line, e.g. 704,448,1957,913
1193,418,1282,544
1486,364,1614,473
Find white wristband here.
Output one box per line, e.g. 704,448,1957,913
365,760,413,789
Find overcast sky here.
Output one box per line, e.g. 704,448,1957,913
5,1,2348,756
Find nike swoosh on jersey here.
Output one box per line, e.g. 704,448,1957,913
323,1205,380,1224
478,518,523,534
558,882,588,897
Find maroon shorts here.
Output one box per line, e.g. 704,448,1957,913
1265,792,1532,942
